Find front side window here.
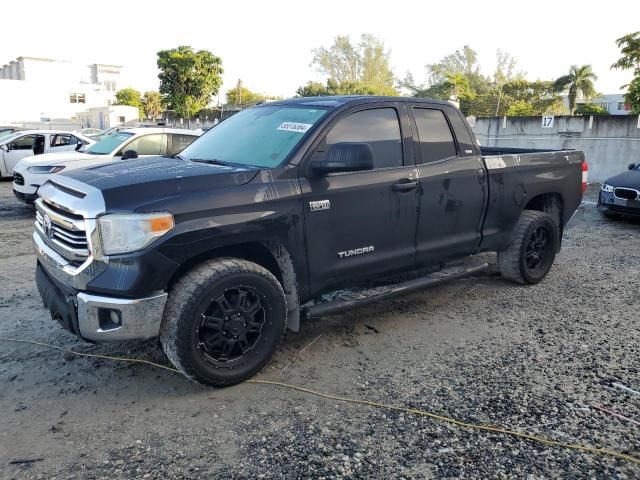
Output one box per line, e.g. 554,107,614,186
325,108,403,169
86,132,134,155
412,108,457,164
122,134,165,156
51,134,72,147
9,135,35,150
179,105,329,168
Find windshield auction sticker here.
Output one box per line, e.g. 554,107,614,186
277,122,313,133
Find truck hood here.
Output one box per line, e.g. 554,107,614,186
59,155,260,211
604,170,640,189
18,151,96,167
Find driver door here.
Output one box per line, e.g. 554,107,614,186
4,135,41,173
302,105,419,295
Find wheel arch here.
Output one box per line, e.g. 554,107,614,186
167,240,301,332
524,192,564,250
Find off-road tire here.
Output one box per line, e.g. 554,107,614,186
160,257,287,387
498,210,559,285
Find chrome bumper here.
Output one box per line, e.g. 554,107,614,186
34,231,167,342
77,291,167,342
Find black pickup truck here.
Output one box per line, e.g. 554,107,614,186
33,96,586,386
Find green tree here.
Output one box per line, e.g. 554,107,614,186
311,34,397,95
506,100,535,116
115,87,143,117
574,103,609,115
157,46,223,118
611,31,640,113
226,83,267,106
553,65,598,114
141,91,163,119
296,78,395,97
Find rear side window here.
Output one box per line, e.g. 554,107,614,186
445,107,476,156
122,134,165,156
412,108,457,164
168,134,197,156
326,108,403,169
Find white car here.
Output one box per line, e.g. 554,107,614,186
0,130,94,179
77,128,104,138
12,128,201,203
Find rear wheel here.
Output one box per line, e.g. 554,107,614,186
498,210,559,285
160,258,287,387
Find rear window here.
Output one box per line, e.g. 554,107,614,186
412,108,457,163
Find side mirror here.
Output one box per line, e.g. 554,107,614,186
75,140,83,151
121,149,138,160
310,142,374,175
628,163,636,170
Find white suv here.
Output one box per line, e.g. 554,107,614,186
13,128,201,203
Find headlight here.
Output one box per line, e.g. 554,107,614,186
601,183,614,193
28,165,66,174
98,212,174,255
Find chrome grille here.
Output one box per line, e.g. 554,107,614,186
614,187,639,201
35,199,90,263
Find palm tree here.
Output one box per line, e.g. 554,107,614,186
554,65,598,115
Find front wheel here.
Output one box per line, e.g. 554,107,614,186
160,258,287,387
498,210,559,285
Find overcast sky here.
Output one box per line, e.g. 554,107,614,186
1,0,638,100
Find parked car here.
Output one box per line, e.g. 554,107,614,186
0,126,24,140
32,96,586,387
0,130,94,179
91,125,135,139
598,163,640,217
77,128,104,138
13,128,200,203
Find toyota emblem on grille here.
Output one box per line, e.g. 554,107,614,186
42,214,54,240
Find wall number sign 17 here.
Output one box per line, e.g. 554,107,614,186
541,116,555,128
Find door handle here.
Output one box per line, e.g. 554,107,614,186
392,180,418,192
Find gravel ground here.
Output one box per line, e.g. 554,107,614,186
0,179,638,479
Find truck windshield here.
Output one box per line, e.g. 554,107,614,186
179,105,329,168
86,132,134,155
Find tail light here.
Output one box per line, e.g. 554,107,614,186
582,161,588,193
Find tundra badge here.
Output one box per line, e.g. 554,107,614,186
338,246,375,259
309,200,330,211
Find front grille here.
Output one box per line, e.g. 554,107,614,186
13,172,24,186
614,187,639,201
35,199,90,263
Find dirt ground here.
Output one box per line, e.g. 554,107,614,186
0,179,638,479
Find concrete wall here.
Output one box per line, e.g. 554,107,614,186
472,115,640,182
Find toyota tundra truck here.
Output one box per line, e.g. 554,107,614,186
32,96,586,386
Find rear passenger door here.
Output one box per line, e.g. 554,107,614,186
412,106,487,263
303,105,419,294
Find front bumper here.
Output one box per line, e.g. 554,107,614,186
598,191,640,216
13,188,38,204
35,234,168,342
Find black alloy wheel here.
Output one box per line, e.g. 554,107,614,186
196,287,266,365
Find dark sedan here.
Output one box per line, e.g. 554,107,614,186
598,163,640,217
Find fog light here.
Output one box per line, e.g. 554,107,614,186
98,308,123,330
109,310,121,326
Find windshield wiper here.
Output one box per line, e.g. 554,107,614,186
189,158,231,166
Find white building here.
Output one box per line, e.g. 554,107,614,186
575,94,633,115
76,105,139,129
0,57,123,124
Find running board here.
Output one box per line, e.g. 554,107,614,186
303,263,489,319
